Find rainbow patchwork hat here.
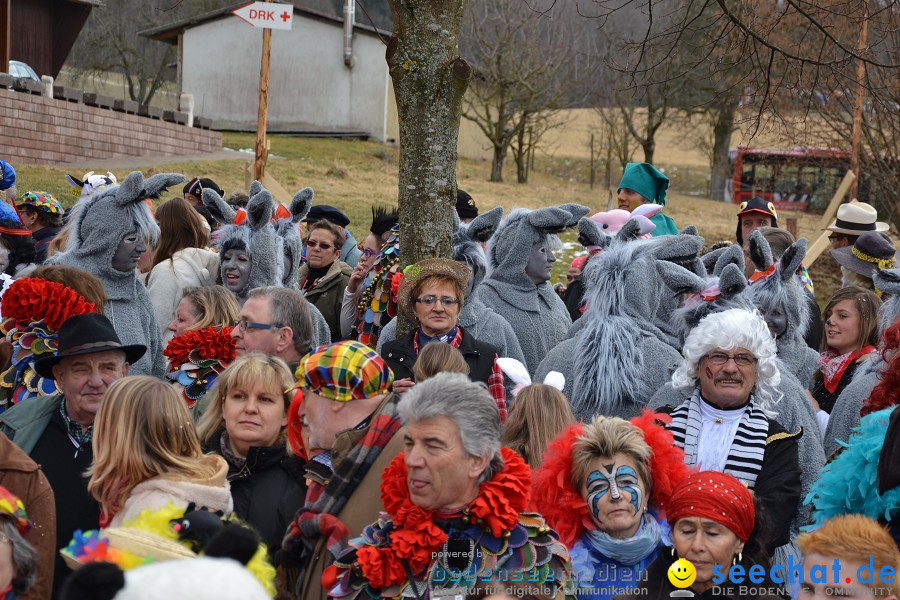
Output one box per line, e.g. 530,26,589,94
0,485,30,536
19,191,63,215
297,340,394,402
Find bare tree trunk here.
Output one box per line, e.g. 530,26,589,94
491,144,506,182
642,140,655,164
387,1,470,263
709,96,739,201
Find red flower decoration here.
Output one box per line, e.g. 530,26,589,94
164,326,236,369
0,278,97,331
356,448,530,589
390,271,403,299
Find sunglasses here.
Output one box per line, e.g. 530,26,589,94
307,240,334,251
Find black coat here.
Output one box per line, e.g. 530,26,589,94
381,327,499,384
207,432,307,559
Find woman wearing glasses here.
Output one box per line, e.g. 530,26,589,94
296,221,352,341
380,258,508,421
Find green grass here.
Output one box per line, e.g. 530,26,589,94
12,132,840,299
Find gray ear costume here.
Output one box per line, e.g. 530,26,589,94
204,183,281,302
377,207,525,367
48,170,180,378
654,224,708,350
272,186,331,347
534,220,703,419
477,204,589,374
744,230,818,384
824,268,900,457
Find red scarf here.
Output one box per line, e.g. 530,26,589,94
347,447,530,590
818,345,875,394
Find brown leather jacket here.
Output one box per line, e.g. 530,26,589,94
0,432,56,600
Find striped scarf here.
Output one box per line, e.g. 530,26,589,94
281,393,404,591
668,388,768,488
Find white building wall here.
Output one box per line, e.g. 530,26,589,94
182,15,390,140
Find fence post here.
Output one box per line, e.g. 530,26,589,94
41,75,52,98
180,93,194,127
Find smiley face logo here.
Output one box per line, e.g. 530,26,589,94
668,558,696,588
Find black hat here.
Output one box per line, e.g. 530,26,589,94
303,205,351,228
183,177,224,198
736,197,778,245
831,231,899,279
456,189,478,220
34,313,147,378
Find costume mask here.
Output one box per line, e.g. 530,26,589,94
586,462,644,523
111,232,147,273
222,248,251,294
525,238,554,285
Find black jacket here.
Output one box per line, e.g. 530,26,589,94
206,432,307,559
381,327,499,384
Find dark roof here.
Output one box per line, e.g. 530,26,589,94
140,1,388,44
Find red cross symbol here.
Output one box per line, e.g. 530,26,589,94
280,11,290,22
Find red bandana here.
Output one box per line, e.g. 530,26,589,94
818,345,875,394
666,471,755,542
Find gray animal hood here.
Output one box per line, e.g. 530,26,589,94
570,220,703,417
204,181,280,300
453,205,503,293
273,186,313,289
53,170,181,299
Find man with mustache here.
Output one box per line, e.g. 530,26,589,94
661,308,802,553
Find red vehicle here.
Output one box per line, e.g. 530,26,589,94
728,146,853,212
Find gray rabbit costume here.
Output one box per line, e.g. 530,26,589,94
477,204,589,374
823,268,900,457
534,219,701,419
377,207,525,367
744,230,818,384
48,170,175,377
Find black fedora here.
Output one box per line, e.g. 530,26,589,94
34,313,146,379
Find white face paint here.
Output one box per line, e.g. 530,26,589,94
111,232,147,272
582,453,647,538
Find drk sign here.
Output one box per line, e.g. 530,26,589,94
232,1,294,30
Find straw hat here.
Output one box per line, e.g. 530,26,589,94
825,202,889,236
397,258,471,321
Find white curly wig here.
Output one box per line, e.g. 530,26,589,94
671,308,782,417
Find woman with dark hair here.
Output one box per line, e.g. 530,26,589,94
615,471,784,600
0,220,34,277
297,220,351,340
146,198,219,343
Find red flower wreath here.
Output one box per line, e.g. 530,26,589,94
0,278,97,331
163,326,236,368
355,447,530,590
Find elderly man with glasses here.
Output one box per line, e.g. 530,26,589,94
230,286,313,368
658,308,802,553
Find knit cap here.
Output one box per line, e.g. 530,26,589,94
297,341,393,401
19,191,63,214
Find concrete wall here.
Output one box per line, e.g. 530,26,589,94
183,17,390,139
0,88,221,166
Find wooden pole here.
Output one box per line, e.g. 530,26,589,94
848,0,868,201
803,170,856,268
254,15,273,180
589,133,595,190
0,0,10,74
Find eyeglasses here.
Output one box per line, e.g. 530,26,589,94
306,240,334,251
232,319,284,332
704,352,758,367
359,246,378,259
414,296,460,307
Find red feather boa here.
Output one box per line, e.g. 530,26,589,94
0,278,97,331
530,410,690,547
163,326,236,368
861,321,900,417
355,446,531,589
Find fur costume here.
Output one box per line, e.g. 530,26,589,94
823,268,900,457
535,220,702,420
744,230,818,384
477,203,590,374
48,171,178,377
653,224,708,351
376,207,526,366
203,183,280,301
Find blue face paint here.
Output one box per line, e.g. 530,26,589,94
586,463,645,524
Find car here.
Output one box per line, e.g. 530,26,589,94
7,60,39,81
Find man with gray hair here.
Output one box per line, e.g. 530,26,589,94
328,373,575,600
654,308,801,551
231,287,315,366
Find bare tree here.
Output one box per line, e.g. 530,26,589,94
460,0,582,183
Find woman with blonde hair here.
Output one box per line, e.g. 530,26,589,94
88,376,232,527
412,342,469,381
196,354,306,555
147,198,219,343
167,286,240,339
502,383,574,468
